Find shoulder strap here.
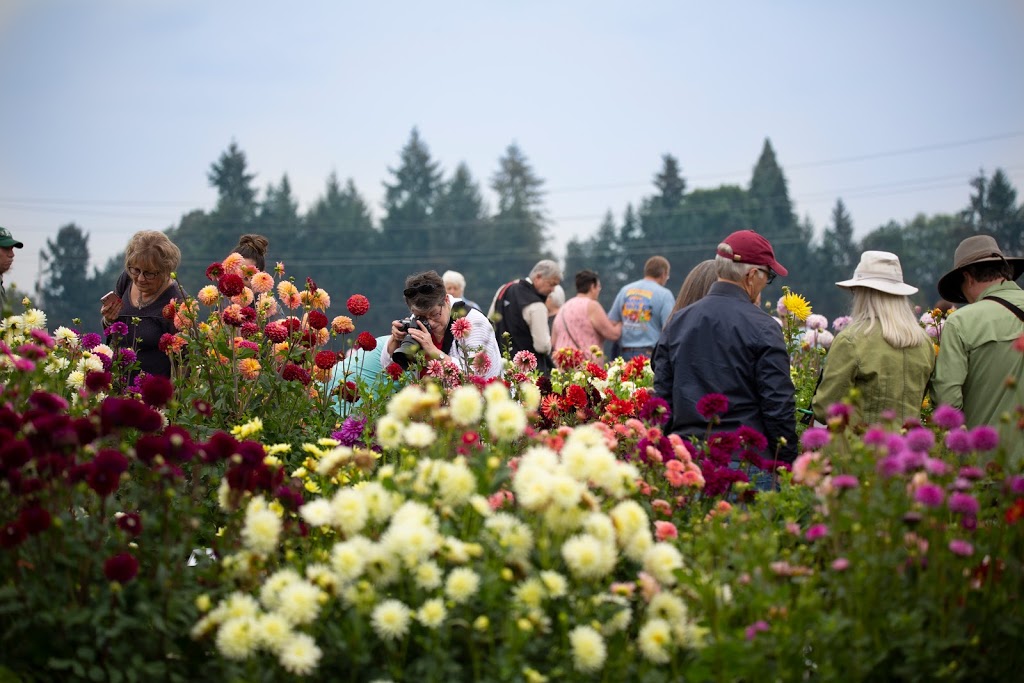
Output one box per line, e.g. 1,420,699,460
986,296,1024,322
560,312,582,348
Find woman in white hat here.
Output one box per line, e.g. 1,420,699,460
811,251,934,426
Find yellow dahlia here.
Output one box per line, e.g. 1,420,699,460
780,292,812,322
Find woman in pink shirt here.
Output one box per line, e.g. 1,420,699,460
551,270,622,363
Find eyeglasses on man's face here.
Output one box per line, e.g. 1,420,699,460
404,283,440,298
128,266,160,280
759,268,777,285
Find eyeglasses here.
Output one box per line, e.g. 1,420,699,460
412,304,448,324
128,266,160,280
758,268,777,285
403,283,440,298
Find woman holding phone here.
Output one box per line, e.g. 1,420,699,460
100,230,186,378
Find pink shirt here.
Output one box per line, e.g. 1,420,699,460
551,296,605,361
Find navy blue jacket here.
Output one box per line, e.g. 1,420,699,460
652,281,798,461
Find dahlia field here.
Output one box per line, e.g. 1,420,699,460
1,259,1022,682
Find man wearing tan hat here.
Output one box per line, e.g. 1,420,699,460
653,229,797,465
0,226,25,312
931,234,1024,455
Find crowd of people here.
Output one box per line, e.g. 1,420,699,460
3,220,1021,465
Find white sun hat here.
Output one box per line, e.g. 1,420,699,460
835,251,918,296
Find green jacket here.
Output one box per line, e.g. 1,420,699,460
812,322,934,426
931,281,1024,457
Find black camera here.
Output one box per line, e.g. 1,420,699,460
393,315,422,369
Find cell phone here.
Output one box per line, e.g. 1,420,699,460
101,291,120,304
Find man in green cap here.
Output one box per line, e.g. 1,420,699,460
0,226,25,312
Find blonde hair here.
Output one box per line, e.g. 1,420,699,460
846,288,929,349
673,259,718,314
124,230,180,275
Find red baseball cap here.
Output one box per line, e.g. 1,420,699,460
717,230,788,277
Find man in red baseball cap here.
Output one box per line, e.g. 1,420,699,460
653,229,797,473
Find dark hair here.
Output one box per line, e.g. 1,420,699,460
403,271,447,311
644,255,670,279
574,270,600,294
234,234,269,271
672,259,717,315
962,260,1013,283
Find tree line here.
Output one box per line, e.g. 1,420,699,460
28,130,1024,336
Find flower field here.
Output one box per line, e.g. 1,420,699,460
1,260,1023,682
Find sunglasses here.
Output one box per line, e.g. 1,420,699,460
403,283,440,298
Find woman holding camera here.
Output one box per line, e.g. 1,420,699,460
380,271,503,379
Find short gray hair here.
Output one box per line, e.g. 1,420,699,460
530,259,562,280
442,270,466,292
714,254,758,282
547,284,565,308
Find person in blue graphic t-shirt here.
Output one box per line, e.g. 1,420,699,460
608,255,674,361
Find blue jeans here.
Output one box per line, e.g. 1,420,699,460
729,460,779,492
620,346,655,362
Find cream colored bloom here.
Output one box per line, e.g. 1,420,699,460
519,381,541,412
482,381,510,404
649,592,689,627
278,632,322,675
66,370,85,390
216,616,258,660
54,326,79,347
437,460,476,507
371,599,411,641
242,504,282,554
330,538,370,583
569,625,607,673
444,567,481,604
376,415,403,450
484,513,534,563
330,488,368,536
259,569,302,611
449,385,484,425
609,500,649,545
416,598,447,629
402,422,436,448
638,618,672,663
513,579,545,609
359,481,400,523
254,612,293,652
486,399,528,441
299,499,334,528
643,543,684,586
539,571,568,599
561,534,616,580
582,513,616,545
22,308,46,330
275,580,324,625
413,560,443,590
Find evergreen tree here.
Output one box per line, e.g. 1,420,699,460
433,162,491,305
961,169,1023,253
208,141,258,229
38,223,101,329
564,211,623,308
814,199,858,319
256,174,302,266
614,204,642,296
381,128,443,254
638,155,688,264
490,143,549,282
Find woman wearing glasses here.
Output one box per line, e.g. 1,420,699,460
100,230,186,378
380,270,503,380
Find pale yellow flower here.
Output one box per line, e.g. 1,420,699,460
278,632,322,675
643,543,684,586
638,618,672,663
444,568,480,604
416,598,447,629
569,625,607,673
371,599,411,641
215,616,258,660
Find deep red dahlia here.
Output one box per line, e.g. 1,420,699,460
221,305,245,327
205,262,224,281
566,384,589,408
19,505,52,535
264,321,289,343
356,331,377,351
241,306,257,322
347,294,370,316
307,310,328,330
85,370,113,393
338,381,359,403
158,333,175,353
117,512,143,537
0,521,27,549
240,322,259,338
218,273,245,297
282,363,312,385
385,362,403,380
315,350,339,370
696,393,729,421
140,374,174,408
103,552,139,583
162,299,178,321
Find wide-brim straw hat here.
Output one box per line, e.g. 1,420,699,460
936,234,1024,304
836,250,918,296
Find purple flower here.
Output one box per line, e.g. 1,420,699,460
948,539,974,557
81,333,102,350
800,428,831,451
832,474,859,490
104,321,129,337
638,396,671,426
947,492,979,517
899,450,926,472
863,427,888,446
744,620,770,641
831,557,850,571
969,426,999,452
958,466,984,480
696,393,729,421
924,458,950,476
1007,476,1024,495
805,523,829,541
886,434,906,456
944,430,972,454
118,348,138,366
914,483,944,508
832,316,852,332
826,403,853,420
905,428,935,452
29,329,55,348
932,405,965,430
332,415,367,447
877,455,903,478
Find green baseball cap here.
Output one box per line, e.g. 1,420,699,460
0,227,23,249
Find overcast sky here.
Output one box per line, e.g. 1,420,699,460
1,0,1022,294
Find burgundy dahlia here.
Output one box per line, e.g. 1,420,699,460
103,552,139,583
217,273,245,297
355,331,377,351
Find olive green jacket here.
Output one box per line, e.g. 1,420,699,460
812,323,934,426
931,281,1024,457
